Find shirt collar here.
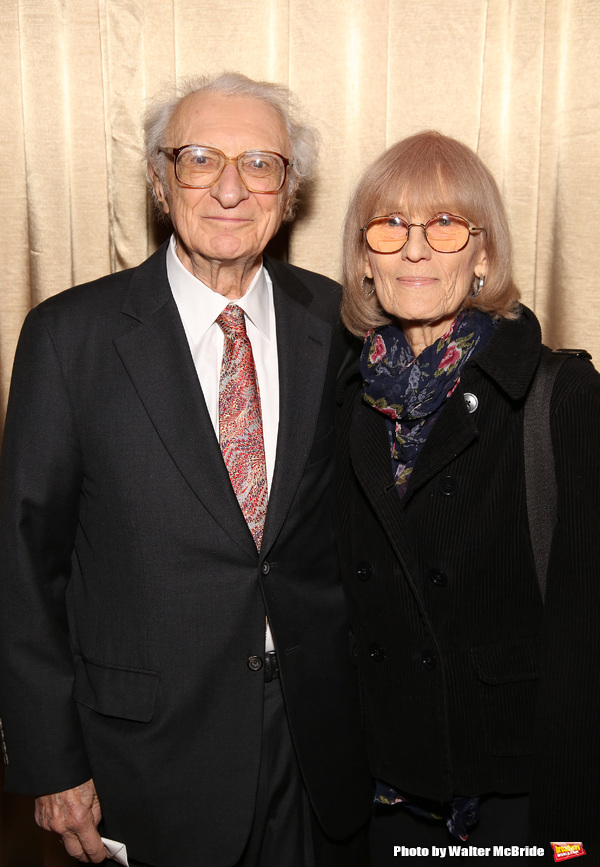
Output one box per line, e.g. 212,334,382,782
166,234,271,345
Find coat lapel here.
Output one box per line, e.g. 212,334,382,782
348,397,437,618
113,244,257,561
403,383,479,501
350,380,478,512
349,399,417,571
261,258,333,552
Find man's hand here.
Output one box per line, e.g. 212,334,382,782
35,777,105,862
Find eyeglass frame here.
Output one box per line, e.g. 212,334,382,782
362,213,486,254
157,144,291,194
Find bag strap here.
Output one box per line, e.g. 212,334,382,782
524,348,591,602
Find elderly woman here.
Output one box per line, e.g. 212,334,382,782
336,131,600,862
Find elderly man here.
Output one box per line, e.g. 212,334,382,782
0,73,371,867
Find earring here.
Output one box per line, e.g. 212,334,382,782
472,275,484,297
361,275,375,298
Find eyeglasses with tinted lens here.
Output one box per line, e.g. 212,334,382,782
157,145,291,193
363,213,486,254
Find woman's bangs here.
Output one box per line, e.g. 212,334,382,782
372,163,480,224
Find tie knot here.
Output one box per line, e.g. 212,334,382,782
217,304,247,340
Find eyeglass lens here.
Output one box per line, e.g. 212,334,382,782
365,215,471,253
175,146,286,192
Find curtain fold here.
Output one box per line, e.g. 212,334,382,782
1,1,599,859
2,0,600,424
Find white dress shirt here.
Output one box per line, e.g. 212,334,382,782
167,235,278,651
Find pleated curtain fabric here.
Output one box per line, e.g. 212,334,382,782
2,0,600,431
1,2,600,863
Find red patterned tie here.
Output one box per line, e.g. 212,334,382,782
217,305,268,549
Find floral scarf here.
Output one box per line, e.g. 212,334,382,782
360,309,497,496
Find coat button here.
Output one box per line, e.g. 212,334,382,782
247,656,263,671
439,475,458,496
464,392,479,413
429,568,448,587
357,562,372,581
421,652,437,670
369,643,386,662
261,561,270,575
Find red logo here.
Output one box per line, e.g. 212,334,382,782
551,843,586,861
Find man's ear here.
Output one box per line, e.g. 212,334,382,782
280,179,298,223
148,162,170,215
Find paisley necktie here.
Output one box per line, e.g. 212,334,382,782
217,304,268,549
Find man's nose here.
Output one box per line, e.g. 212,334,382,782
210,163,250,207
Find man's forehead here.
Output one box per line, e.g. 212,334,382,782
168,91,289,153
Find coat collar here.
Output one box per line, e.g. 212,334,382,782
471,304,542,401
120,240,173,323
404,306,542,494
115,244,332,560
118,245,315,324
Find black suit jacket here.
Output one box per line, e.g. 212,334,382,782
336,307,600,856
0,242,371,866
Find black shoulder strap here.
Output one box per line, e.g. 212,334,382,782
524,348,591,602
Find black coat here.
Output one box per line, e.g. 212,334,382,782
0,243,372,866
335,306,600,851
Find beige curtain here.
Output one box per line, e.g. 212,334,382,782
2,0,600,422
1,0,599,861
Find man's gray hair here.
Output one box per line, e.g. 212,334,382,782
144,71,320,221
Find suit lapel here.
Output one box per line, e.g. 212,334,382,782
114,244,257,561
261,259,333,552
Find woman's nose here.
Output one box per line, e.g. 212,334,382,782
402,224,432,261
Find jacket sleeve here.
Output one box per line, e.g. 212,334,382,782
529,358,600,850
0,307,92,795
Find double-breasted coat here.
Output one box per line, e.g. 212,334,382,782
335,306,600,852
0,242,372,866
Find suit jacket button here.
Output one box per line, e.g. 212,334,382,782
439,475,458,496
261,561,270,575
421,652,437,670
357,562,372,581
248,656,263,671
369,643,385,662
429,568,448,587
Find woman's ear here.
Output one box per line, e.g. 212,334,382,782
474,245,488,278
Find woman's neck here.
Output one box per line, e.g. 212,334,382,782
401,314,456,357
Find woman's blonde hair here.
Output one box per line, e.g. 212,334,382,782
342,130,520,337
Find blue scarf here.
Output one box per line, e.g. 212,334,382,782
360,309,497,496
